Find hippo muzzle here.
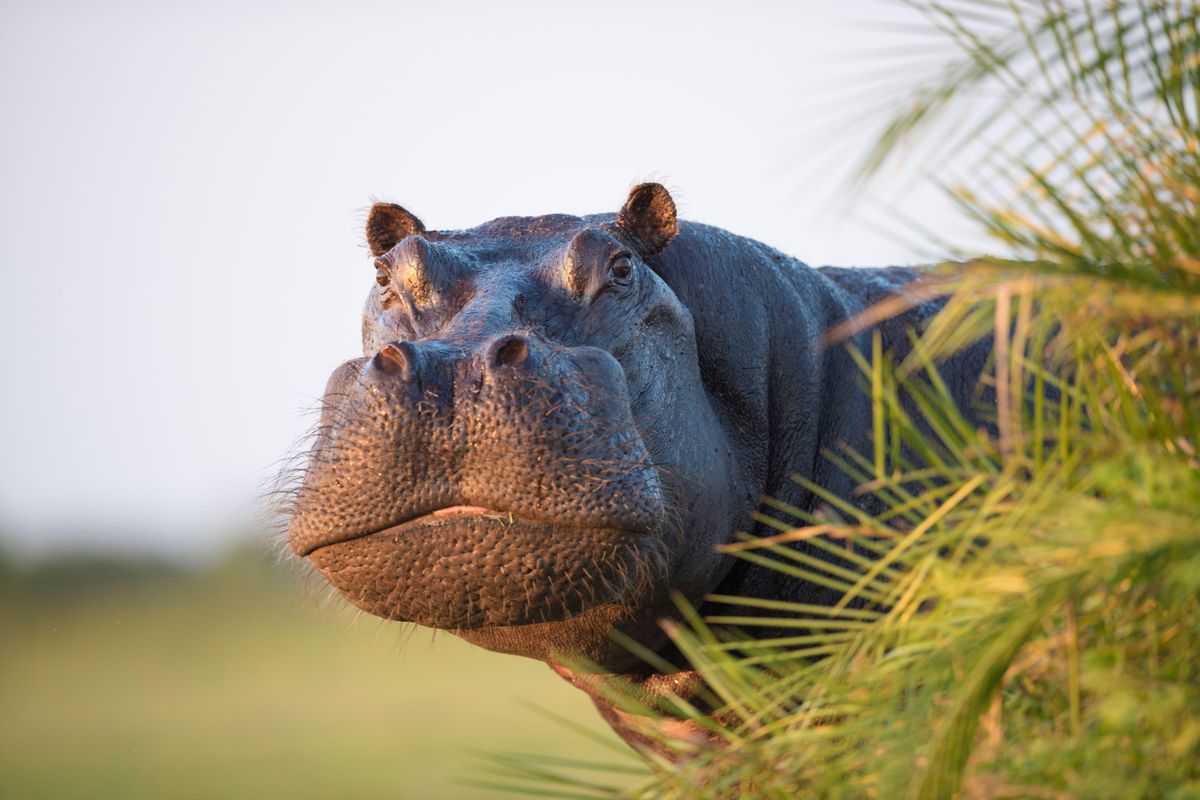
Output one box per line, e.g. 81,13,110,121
287,329,669,629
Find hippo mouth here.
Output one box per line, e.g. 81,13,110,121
296,504,653,557
300,505,666,630
296,505,508,556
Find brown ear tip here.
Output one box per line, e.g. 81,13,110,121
618,183,678,257
632,181,669,194
367,201,424,227
625,183,677,221
629,181,674,205
365,201,426,257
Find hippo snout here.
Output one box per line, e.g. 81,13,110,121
285,334,668,628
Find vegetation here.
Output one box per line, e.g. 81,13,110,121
491,2,1200,797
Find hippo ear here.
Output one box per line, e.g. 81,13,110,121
366,202,426,256
617,183,677,257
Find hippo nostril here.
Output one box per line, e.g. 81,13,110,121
490,335,530,369
374,341,416,379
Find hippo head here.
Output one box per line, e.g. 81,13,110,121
286,184,744,670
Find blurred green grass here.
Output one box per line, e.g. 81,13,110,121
0,545,633,799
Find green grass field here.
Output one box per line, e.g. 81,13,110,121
0,547,639,799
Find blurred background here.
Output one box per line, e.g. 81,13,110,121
0,1,975,796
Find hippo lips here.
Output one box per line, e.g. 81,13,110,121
300,505,511,557
302,510,666,629
297,504,653,558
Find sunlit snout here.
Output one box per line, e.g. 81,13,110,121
285,330,667,629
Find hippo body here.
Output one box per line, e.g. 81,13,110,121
284,185,989,751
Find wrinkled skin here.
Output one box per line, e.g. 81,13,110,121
284,184,989,751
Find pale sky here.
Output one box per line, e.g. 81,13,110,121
0,0,983,558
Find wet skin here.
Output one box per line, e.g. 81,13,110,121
284,184,990,750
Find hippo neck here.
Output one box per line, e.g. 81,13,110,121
710,254,937,609
652,220,928,552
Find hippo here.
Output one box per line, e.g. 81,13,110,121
283,184,989,751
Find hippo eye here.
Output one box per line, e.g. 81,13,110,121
373,258,392,287
373,258,401,308
609,253,634,281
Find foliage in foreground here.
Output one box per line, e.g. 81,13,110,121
486,3,1200,798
